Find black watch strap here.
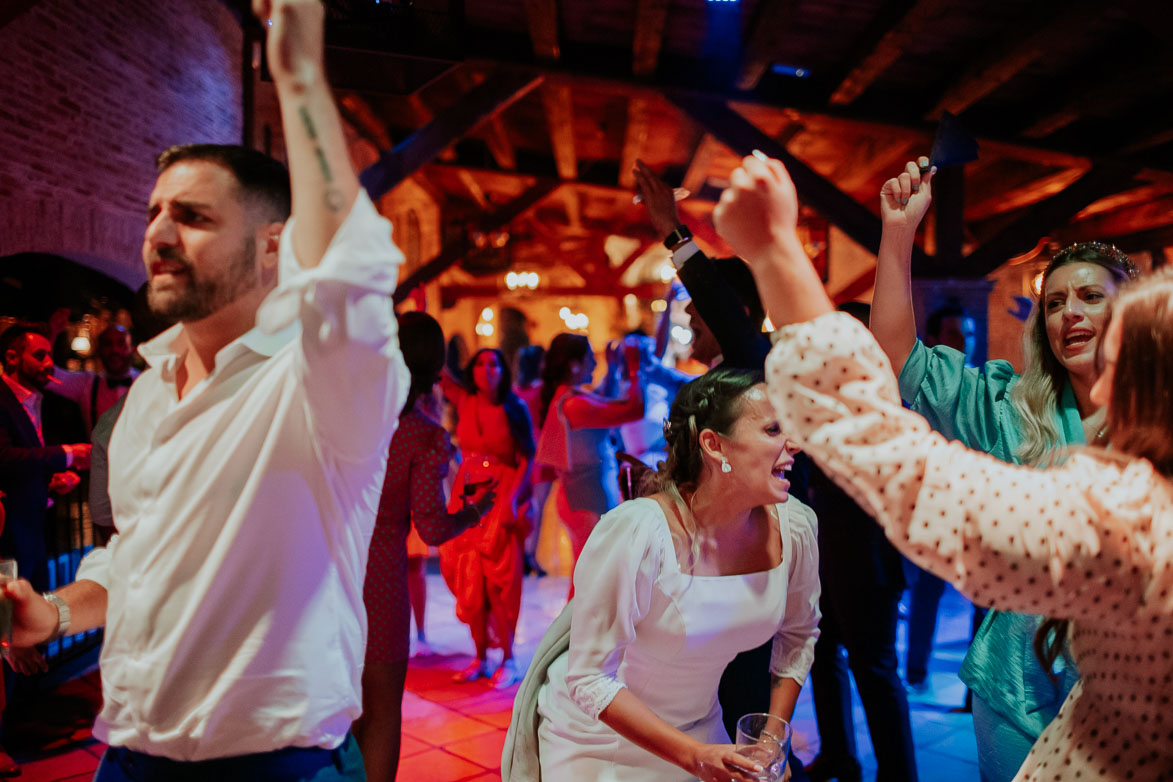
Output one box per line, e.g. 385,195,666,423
663,225,693,252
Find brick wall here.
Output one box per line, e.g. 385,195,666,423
0,0,243,284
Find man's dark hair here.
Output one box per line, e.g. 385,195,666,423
156,144,291,222
925,302,967,340
0,322,48,363
714,257,766,330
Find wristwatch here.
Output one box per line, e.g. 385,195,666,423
43,592,71,641
662,224,693,252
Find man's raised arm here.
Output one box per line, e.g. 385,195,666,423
258,0,360,268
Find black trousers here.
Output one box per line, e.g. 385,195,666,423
810,579,917,782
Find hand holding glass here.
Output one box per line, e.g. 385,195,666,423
736,713,792,781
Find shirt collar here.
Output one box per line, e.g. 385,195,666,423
138,322,300,371
1058,382,1087,446
1,371,37,404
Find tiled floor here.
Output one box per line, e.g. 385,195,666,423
14,568,980,781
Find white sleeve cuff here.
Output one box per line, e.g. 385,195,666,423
671,240,701,270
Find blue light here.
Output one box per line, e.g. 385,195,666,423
706,0,739,3
771,64,811,78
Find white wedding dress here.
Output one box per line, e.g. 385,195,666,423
536,496,821,781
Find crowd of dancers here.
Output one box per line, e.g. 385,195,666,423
0,2,1169,781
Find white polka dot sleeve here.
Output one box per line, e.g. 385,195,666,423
765,312,1173,622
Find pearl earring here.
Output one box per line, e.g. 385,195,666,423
721,459,732,473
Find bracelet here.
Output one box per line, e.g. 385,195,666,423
43,592,71,642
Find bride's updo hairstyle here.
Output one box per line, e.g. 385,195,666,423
653,368,764,563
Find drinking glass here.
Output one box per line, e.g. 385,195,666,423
735,713,792,781
0,560,16,658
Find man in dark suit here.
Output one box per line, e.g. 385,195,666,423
802,303,917,782
0,322,90,776
0,324,91,592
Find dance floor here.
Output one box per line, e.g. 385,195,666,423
11,568,981,781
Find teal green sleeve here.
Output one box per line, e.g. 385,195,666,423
897,339,1020,462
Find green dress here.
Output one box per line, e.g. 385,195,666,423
898,340,1082,778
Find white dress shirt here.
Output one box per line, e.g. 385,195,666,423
75,191,409,761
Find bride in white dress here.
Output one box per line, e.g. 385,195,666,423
536,369,821,781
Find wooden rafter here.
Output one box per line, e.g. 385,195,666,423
829,0,954,106
670,95,932,270
735,0,804,91
632,0,671,77
456,170,491,209
618,97,651,190
925,0,1106,120
681,134,723,195
1075,183,1173,220
541,84,577,180
1022,54,1173,139
832,268,877,305
484,116,518,170
966,166,1091,222
392,179,560,304
1060,194,1173,244
523,0,560,61
359,68,543,201
962,164,1142,278
832,137,917,192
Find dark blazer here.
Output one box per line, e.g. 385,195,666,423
676,250,771,370
0,378,84,590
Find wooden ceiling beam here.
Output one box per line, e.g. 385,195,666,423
670,94,934,271
961,163,1143,278
735,0,804,91
483,116,518,170
1021,54,1173,139
541,84,578,180
1060,194,1173,243
632,0,671,77
1075,183,1173,220
618,97,651,190
456,170,491,209
681,134,723,195
966,166,1092,222
925,0,1106,121
829,0,954,106
832,137,918,192
359,68,543,201
393,179,560,304
522,0,561,61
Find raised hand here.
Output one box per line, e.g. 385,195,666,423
253,0,326,92
633,160,682,238
713,152,800,267
880,157,935,233
715,152,832,328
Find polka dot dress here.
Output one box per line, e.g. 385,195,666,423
766,312,1173,781
364,407,458,664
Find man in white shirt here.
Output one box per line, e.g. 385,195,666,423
4,2,408,779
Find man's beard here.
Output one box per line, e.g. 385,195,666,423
147,241,258,323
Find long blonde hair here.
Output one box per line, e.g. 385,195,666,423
1008,242,1138,466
